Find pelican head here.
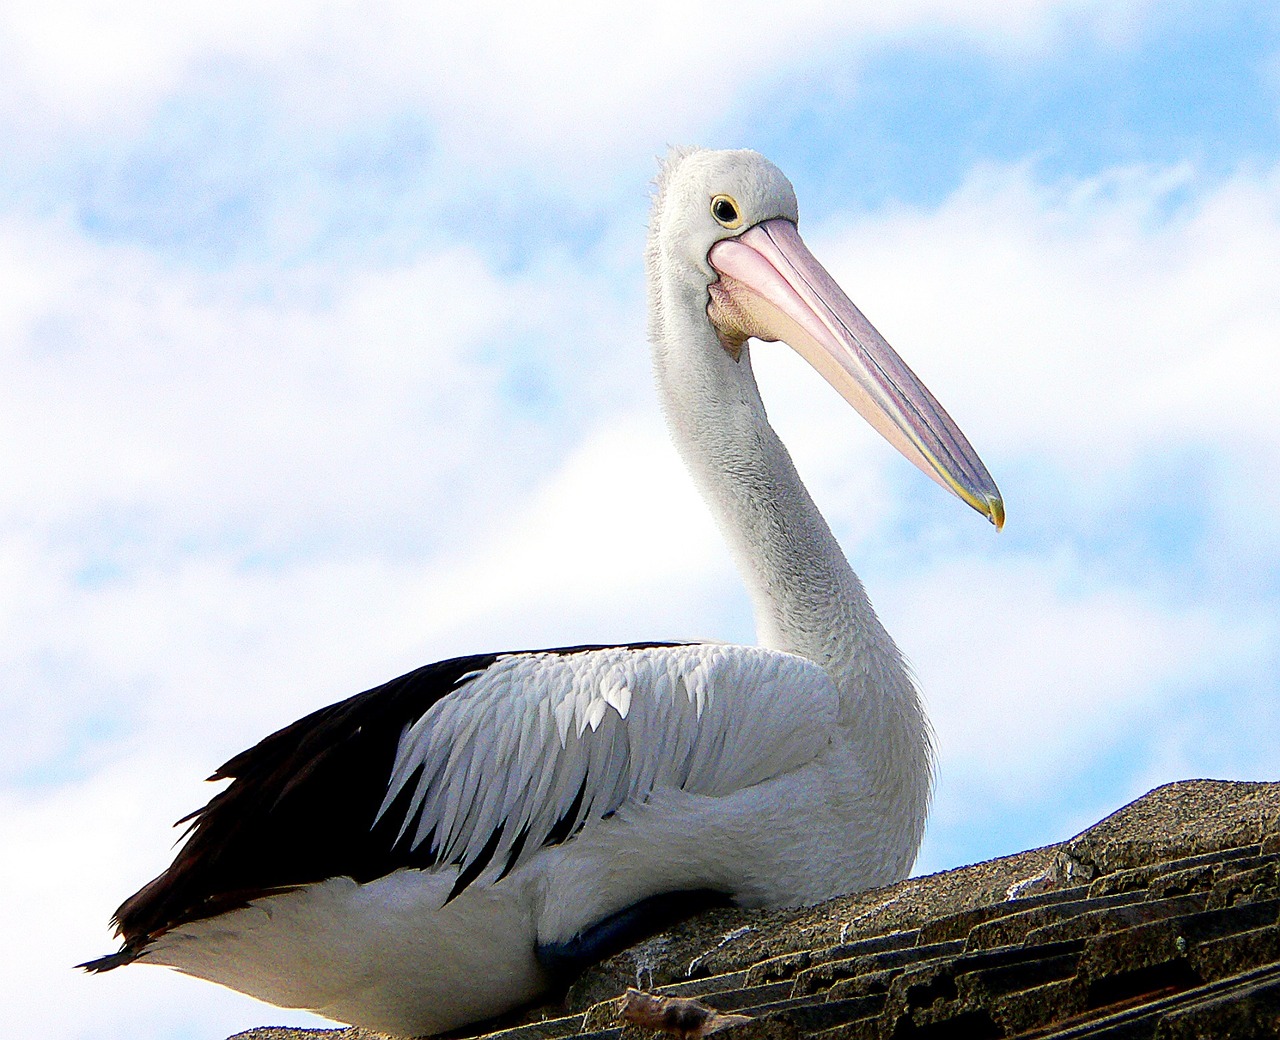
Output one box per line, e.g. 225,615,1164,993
650,147,1004,529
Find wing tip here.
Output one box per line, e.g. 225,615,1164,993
77,942,146,973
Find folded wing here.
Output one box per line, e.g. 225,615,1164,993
377,644,839,898
94,642,837,966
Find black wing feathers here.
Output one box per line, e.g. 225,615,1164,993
111,651,500,945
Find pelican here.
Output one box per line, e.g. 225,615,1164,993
85,148,1002,1036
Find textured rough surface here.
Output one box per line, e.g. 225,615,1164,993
1062,780,1280,876
224,780,1280,1040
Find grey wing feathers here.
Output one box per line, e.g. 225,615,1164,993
375,644,836,884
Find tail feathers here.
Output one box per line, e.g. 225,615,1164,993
77,940,149,973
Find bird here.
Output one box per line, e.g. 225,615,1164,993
84,147,1002,1037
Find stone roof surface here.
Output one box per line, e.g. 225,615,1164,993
229,779,1280,1040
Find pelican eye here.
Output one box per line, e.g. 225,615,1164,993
711,194,743,229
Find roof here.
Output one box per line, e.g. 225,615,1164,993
230,779,1280,1040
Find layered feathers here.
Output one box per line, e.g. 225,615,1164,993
92,641,838,965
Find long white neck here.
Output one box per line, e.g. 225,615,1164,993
657,318,865,671
648,267,933,844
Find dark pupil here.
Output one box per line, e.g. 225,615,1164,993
714,198,737,223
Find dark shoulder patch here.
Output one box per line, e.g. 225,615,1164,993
534,641,687,658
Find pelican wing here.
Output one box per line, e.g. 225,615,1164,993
375,643,838,896
101,642,837,959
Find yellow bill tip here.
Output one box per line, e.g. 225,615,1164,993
986,494,1005,531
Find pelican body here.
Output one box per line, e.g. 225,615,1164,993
85,149,1002,1037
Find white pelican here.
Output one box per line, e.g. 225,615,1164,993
85,148,1002,1036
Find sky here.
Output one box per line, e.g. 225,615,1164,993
2,1,1278,1037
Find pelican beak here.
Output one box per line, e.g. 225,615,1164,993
707,218,1004,529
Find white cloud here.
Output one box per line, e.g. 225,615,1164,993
0,0,1157,177
885,553,1269,784
898,546,1276,874
0,209,644,543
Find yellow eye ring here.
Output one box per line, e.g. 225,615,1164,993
710,194,743,229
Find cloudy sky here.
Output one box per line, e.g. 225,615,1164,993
2,2,1278,1037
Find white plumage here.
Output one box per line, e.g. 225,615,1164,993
377,646,837,884
88,147,1002,1037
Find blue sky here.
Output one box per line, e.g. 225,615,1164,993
10,4,1273,266
1,2,1279,1037
765,5,1280,203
